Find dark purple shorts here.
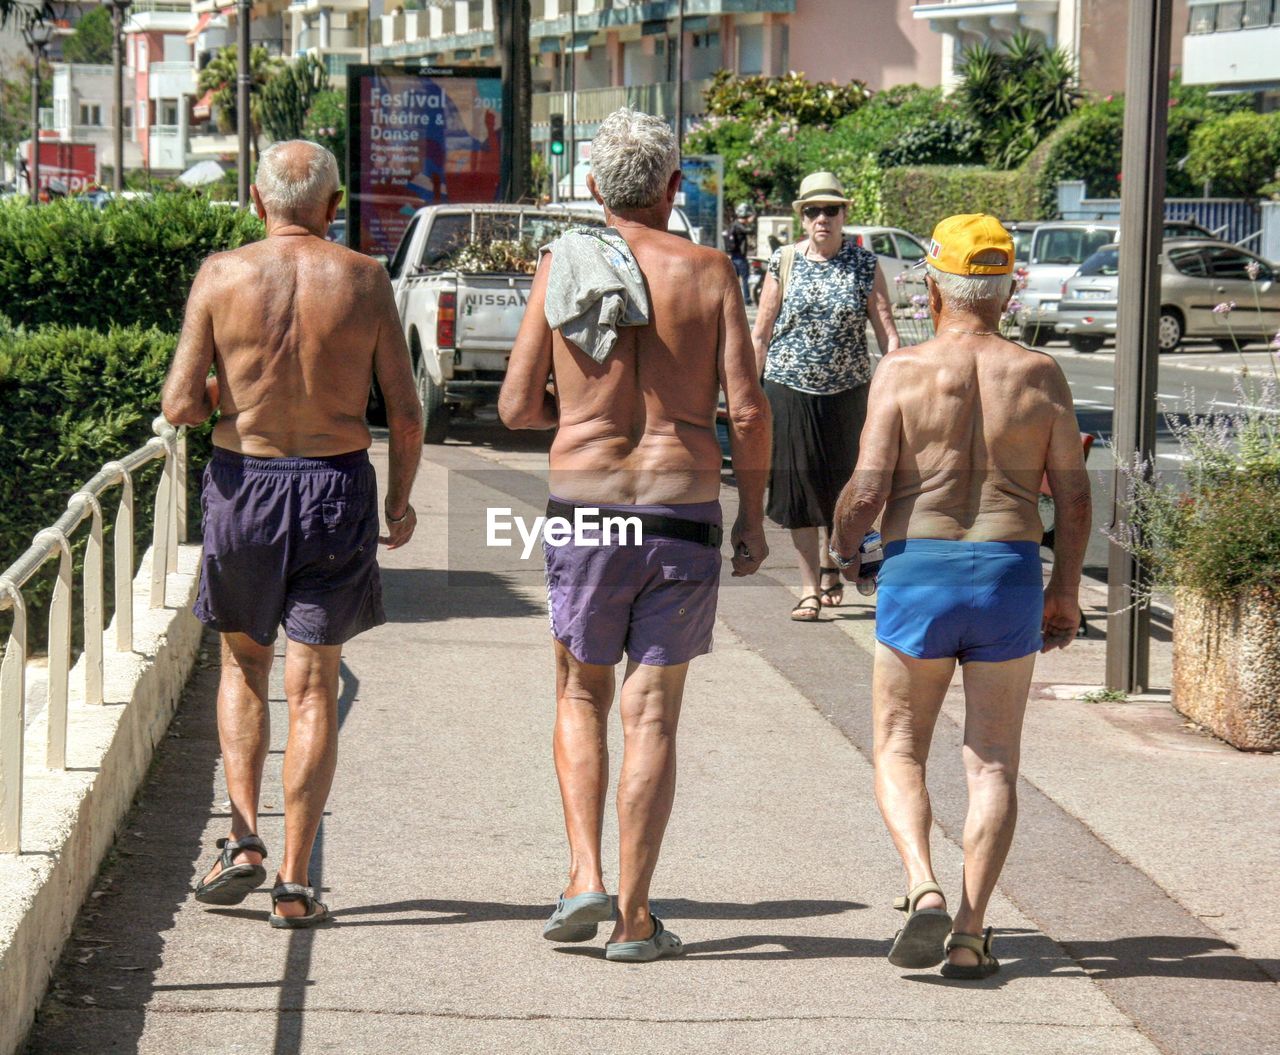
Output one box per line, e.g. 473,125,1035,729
543,496,722,667
194,448,385,647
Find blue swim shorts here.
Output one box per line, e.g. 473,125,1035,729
875,539,1043,664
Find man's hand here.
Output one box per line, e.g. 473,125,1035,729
730,516,768,577
1041,590,1081,651
380,504,417,550
828,537,861,582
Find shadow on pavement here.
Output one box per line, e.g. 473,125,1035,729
380,567,544,622
1061,935,1280,983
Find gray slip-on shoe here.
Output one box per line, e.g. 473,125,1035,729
604,915,686,963
542,891,613,943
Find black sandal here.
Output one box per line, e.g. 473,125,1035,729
819,566,844,607
791,594,822,622
269,881,330,929
194,834,268,906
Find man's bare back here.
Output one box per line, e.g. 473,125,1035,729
871,334,1078,544
543,225,737,505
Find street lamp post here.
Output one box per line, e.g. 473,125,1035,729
109,0,132,194
237,0,251,207
22,18,53,205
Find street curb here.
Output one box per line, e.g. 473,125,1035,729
1048,344,1274,377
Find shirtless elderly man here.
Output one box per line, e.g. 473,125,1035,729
162,140,422,927
500,108,770,962
830,215,1091,978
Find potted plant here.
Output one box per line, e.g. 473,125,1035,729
1113,325,1280,750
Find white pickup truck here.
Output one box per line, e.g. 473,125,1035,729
383,203,603,442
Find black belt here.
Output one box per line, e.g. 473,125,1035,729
546,499,723,548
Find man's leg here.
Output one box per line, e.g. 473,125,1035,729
948,654,1036,964
610,659,689,944
872,643,955,913
553,641,616,899
203,632,273,884
275,639,343,917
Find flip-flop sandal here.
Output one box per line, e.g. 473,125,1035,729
941,926,1000,979
887,881,952,969
194,834,268,906
790,594,822,622
819,566,844,607
605,914,686,963
269,882,330,929
542,891,613,943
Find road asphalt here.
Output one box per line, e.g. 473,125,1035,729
22,428,1279,1055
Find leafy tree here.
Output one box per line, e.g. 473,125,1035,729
1,56,53,161
1186,111,1280,199
259,53,327,143
63,5,114,65
196,45,281,158
302,89,347,181
704,69,870,126
955,32,1081,169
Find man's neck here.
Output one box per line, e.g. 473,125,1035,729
266,216,327,238
604,205,669,232
934,308,1004,335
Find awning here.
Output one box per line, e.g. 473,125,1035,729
186,11,212,43
193,89,215,120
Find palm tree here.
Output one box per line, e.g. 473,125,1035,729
197,45,282,161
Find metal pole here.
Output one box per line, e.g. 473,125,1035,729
112,3,126,194
673,0,684,152
29,46,40,204
237,0,251,208
567,5,575,200
1106,0,1173,693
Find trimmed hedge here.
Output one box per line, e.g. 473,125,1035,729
879,166,1040,236
0,193,263,332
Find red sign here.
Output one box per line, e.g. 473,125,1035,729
26,141,97,194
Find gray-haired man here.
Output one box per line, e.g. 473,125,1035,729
162,140,422,928
830,214,1091,978
501,109,771,961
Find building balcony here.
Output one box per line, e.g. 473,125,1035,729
127,0,196,34
148,62,198,100
147,123,187,170
289,0,368,12
531,79,710,133
910,0,1058,43
296,26,362,50
529,0,796,38
1183,0,1280,88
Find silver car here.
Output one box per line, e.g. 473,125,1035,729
1056,238,1280,352
842,225,929,305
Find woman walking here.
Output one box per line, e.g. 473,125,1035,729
752,172,899,621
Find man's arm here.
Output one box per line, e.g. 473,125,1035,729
717,256,771,577
867,265,900,357
1042,361,1092,649
498,254,557,431
161,260,220,426
371,264,423,549
830,358,901,573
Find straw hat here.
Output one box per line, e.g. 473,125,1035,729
792,171,851,211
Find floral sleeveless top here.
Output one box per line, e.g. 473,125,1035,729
764,239,878,395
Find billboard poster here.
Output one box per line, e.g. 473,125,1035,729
347,64,506,257
679,154,723,252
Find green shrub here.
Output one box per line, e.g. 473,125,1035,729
1034,98,1124,214
1186,111,1280,199
703,69,871,126
304,90,349,183
0,193,263,331
879,166,1039,236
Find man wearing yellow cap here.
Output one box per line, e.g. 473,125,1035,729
828,214,1091,979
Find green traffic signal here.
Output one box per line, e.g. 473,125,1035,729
550,112,565,157
550,141,565,156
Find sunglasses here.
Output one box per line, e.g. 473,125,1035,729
802,205,843,220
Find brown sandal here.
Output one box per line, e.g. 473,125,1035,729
790,594,822,622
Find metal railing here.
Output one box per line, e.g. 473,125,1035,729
0,417,187,854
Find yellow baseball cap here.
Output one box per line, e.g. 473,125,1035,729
925,214,1014,276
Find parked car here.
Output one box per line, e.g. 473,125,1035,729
1002,221,1042,265
1017,222,1120,344
842,224,929,305
385,203,603,442
1056,238,1280,352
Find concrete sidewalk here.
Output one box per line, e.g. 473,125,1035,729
22,431,1279,1055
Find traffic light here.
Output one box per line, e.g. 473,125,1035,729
550,113,565,156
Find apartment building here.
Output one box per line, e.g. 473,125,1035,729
288,0,372,86
1181,0,1280,109
51,63,145,179
126,0,201,171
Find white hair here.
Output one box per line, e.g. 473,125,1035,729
926,263,1014,311
255,140,339,215
589,108,679,211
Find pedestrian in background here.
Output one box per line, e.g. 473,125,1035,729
751,171,899,621
726,202,755,304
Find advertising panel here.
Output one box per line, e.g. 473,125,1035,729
679,154,723,251
24,141,97,195
347,64,506,257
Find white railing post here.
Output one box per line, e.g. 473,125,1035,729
149,436,173,609
0,583,29,853
74,492,105,706
106,462,134,652
41,530,73,771
176,430,188,544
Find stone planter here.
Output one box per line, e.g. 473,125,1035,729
1173,585,1280,751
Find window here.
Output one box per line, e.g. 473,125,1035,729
736,24,763,75
79,103,102,126
1189,5,1216,32
1217,1,1245,29
1169,248,1207,276
1206,247,1270,279
895,233,926,262
466,0,483,31
161,100,179,126
389,216,419,279
1031,227,1116,266
1243,0,1272,26
422,214,473,266
1078,248,1120,277
869,233,895,257
123,105,132,130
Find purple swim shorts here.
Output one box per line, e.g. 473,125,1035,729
543,496,723,667
194,448,385,647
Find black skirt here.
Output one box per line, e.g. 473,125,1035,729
764,379,869,531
